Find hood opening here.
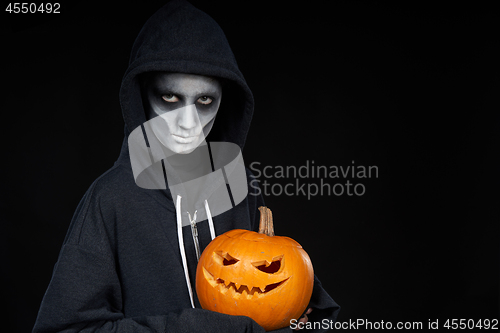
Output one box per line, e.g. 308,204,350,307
118,0,254,152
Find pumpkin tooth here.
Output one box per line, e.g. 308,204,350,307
218,283,228,294
248,286,257,298
242,285,250,294
228,284,236,297
234,282,241,291
252,286,264,297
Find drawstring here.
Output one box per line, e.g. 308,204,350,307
176,195,195,308
205,199,216,241
175,195,216,309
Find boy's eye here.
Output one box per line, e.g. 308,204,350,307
197,96,213,105
162,94,179,103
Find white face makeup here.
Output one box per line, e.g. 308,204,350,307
143,72,222,154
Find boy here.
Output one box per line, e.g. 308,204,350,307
33,1,339,331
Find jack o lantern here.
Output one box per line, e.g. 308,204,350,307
195,206,314,331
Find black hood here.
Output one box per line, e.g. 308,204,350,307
118,0,254,151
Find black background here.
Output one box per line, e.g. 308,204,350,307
3,1,499,332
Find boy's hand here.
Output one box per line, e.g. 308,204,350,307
294,308,313,330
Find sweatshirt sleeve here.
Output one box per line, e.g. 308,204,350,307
33,244,266,333
305,275,341,332
34,245,264,332
33,180,267,333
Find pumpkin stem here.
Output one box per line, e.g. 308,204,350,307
258,206,275,236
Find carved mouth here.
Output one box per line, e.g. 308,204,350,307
202,267,290,299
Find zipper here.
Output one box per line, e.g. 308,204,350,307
187,211,201,261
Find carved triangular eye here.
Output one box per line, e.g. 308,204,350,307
252,255,283,273
213,251,239,265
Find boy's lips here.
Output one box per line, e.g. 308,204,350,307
172,134,198,144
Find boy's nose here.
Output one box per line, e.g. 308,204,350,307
177,104,199,130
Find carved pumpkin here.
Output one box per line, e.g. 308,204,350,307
195,207,314,331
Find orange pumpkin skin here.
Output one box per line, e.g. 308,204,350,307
195,227,314,331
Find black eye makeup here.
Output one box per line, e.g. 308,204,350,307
161,94,179,103
197,96,213,105
156,89,218,108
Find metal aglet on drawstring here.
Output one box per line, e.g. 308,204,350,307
187,210,201,261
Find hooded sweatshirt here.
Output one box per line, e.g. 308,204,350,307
33,1,340,332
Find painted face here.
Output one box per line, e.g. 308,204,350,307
143,72,222,154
